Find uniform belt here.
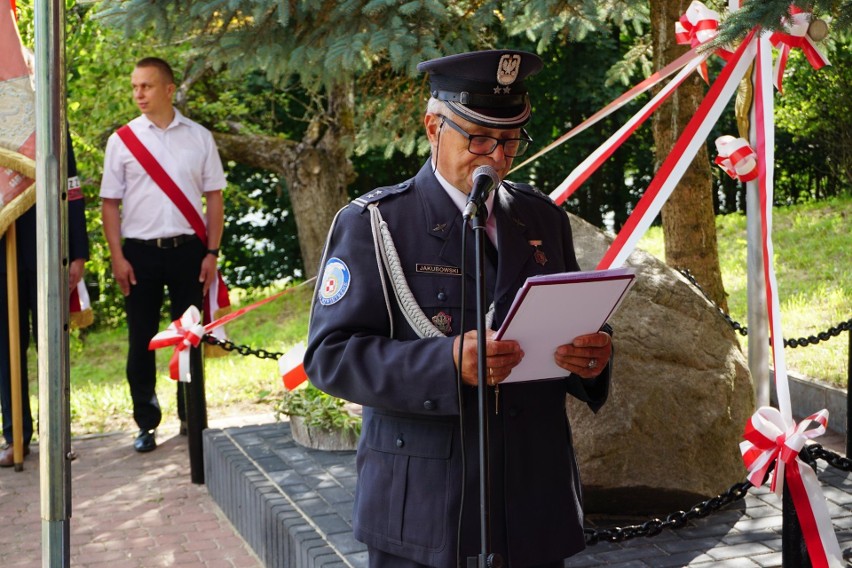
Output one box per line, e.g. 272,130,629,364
125,234,198,249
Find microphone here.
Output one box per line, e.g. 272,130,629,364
462,165,500,220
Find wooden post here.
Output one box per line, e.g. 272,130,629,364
5,223,25,471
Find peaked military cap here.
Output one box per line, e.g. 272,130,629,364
417,49,543,129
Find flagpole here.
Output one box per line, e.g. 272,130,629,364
34,0,71,565
5,224,25,471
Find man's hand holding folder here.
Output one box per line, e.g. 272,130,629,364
493,267,635,383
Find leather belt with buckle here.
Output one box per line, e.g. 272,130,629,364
125,234,198,249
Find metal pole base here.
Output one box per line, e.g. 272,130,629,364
466,553,503,568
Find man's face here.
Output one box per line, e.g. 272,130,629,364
131,65,175,117
424,112,519,194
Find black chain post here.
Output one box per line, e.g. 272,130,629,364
848,328,852,458
186,344,208,484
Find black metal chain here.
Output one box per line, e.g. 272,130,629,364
806,443,852,472
584,480,753,545
678,269,851,347
583,445,851,545
202,334,284,360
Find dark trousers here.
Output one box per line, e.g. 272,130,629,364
0,267,35,446
123,237,204,431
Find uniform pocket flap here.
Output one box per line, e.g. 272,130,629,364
365,414,453,459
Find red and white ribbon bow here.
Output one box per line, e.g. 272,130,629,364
675,1,732,82
769,5,831,92
149,306,206,383
741,407,843,568
675,1,721,47
714,135,758,182
741,407,827,493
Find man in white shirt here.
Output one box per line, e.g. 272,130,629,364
100,57,226,453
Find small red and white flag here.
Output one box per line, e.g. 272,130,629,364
279,342,308,391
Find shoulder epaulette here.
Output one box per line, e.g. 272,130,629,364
502,179,559,208
352,179,413,209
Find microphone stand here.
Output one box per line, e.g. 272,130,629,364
465,206,502,568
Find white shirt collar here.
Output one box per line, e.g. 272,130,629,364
138,108,188,131
433,165,498,246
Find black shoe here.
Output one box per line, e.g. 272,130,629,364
179,420,188,436
134,429,157,453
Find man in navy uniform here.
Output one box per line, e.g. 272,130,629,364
305,50,613,567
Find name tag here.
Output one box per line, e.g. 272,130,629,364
416,264,460,276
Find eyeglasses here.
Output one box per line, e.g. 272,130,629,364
440,115,532,158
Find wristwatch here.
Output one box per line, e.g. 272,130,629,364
206,248,220,257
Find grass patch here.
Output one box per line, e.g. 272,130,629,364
638,194,851,385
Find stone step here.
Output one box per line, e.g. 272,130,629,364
203,423,367,568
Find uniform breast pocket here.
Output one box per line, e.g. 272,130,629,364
359,414,454,551
406,273,459,336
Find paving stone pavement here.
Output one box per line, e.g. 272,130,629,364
4,413,852,567
0,414,275,568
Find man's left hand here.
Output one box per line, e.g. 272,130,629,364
69,258,85,291
554,331,612,379
199,253,218,296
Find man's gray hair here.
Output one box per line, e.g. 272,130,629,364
426,97,450,117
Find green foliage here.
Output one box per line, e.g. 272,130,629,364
501,1,648,49
218,164,304,287
275,383,362,437
773,35,852,200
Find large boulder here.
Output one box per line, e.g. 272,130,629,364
567,214,755,515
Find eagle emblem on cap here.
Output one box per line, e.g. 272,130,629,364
496,54,521,86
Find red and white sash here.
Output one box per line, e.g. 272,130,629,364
116,125,231,347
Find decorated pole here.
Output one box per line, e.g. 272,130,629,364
730,0,772,408
33,0,72,565
5,224,25,470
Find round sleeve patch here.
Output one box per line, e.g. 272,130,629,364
318,257,351,306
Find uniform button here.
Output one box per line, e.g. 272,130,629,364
508,407,520,418
423,400,436,411
396,437,405,448
498,295,508,304
437,292,447,301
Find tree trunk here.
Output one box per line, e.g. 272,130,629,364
650,0,728,311
213,83,355,278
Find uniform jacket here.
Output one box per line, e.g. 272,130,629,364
305,161,611,567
